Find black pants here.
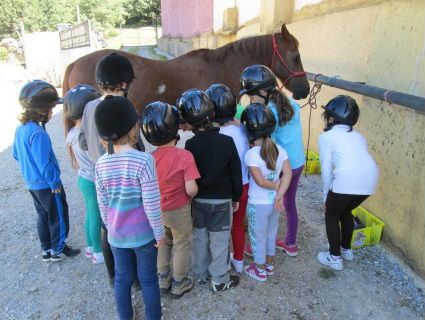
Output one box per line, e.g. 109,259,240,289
29,186,69,254
101,225,115,283
325,190,369,256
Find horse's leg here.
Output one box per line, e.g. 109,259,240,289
62,61,75,96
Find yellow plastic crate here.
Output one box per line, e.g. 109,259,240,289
351,206,385,249
303,150,321,175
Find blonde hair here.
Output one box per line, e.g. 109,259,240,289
18,107,51,125
260,136,279,170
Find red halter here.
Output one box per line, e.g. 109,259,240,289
270,34,306,89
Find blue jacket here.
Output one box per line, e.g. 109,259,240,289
269,98,305,170
13,121,62,190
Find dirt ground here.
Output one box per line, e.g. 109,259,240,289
0,59,424,320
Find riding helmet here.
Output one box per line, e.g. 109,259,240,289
206,84,236,123
323,95,360,126
176,89,215,126
95,53,135,85
63,84,101,120
140,101,180,146
19,80,63,109
240,103,276,142
239,65,278,96
95,95,138,142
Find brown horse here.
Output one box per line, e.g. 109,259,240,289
63,24,310,114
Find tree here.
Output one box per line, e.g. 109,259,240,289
124,0,161,27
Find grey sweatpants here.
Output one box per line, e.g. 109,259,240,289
192,199,232,284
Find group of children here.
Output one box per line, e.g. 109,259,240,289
12,53,378,320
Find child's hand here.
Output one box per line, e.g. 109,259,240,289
155,238,165,248
51,187,61,194
274,195,284,213
232,202,239,212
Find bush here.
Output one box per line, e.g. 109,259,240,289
105,28,119,38
0,47,9,61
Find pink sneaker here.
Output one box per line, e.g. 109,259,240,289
276,239,298,257
244,244,253,257
85,247,94,258
265,264,274,276
244,263,267,282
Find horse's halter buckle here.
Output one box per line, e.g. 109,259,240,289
270,35,306,89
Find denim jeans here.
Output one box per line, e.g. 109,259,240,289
111,240,162,320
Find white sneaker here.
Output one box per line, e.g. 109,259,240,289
230,253,244,273
317,251,343,271
85,247,94,258
340,248,354,261
92,252,105,264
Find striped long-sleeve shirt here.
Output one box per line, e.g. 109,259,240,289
95,149,164,248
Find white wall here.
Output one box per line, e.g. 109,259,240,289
294,0,323,10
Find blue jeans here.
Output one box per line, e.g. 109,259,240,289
111,240,162,320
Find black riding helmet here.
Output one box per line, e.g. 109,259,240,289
206,84,236,123
239,65,278,96
176,89,215,126
323,95,360,127
95,95,138,154
140,102,180,146
95,53,135,86
63,84,100,120
241,103,276,142
19,80,63,109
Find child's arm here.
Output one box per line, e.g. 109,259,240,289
140,155,165,244
30,132,61,191
12,142,18,161
95,168,109,226
229,141,243,203
248,166,280,190
274,159,292,212
318,135,333,202
185,180,198,198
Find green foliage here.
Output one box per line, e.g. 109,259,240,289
0,0,161,38
0,47,9,61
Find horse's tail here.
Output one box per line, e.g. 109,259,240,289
62,61,75,97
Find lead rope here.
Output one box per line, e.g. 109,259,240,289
300,74,322,177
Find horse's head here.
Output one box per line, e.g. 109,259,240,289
271,24,310,100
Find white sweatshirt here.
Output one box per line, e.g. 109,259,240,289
318,125,379,202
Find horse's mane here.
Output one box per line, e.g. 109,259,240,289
184,32,299,62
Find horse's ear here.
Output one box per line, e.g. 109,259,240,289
281,24,291,39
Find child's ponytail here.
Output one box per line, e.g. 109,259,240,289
260,137,279,170
269,90,294,126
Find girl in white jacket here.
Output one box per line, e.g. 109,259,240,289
317,95,379,271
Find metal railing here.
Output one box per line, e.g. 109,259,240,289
306,72,425,114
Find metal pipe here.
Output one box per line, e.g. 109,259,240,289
306,72,425,113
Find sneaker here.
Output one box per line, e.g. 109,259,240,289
92,252,105,264
244,244,253,257
276,239,298,257
158,271,172,293
244,263,267,282
211,275,240,292
85,247,94,258
41,250,51,262
230,253,244,273
317,251,343,271
50,245,81,262
171,276,194,299
265,264,274,276
340,248,354,261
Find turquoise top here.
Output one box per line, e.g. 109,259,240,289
268,98,305,170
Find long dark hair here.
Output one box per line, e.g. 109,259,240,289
268,89,294,126
63,115,79,169
260,136,279,170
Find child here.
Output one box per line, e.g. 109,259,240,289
317,95,379,270
206,84,250,273
241,103,292,282
240,64,304,257
141,101,200,298
94,95,164,320
79,53,137,281
177,89,242,292
13,80,80,261
63,84,104,264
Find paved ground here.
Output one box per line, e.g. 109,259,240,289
0,51,424,320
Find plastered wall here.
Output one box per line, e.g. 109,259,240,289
288,0,425,276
